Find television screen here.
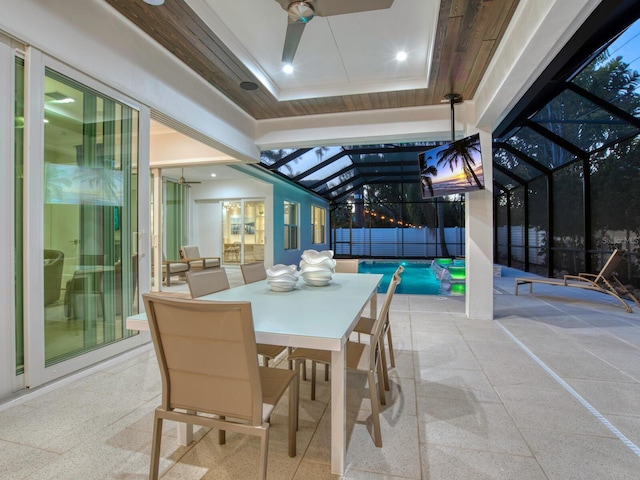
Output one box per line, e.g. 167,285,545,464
418,133,484,199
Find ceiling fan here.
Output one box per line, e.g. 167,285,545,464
274,0,395,64
178,168,201,188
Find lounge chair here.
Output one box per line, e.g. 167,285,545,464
515,249,640,313
162,252,189,286
179,245,220,271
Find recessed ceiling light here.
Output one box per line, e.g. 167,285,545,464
240,81,258,91
283,64,294,74
396,51,408,62
210,173,217,178
143,0,165,5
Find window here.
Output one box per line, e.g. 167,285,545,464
284,201,298,250
311,205,326,244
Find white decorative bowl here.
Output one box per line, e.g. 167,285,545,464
302,276,331,287
301,249,334,264
267,264,299,291
300,250,335,286
301,270,333,280
299,259,336,272
268,282,297,292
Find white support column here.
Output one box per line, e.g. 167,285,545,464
465,129,494,320
151,167,163,292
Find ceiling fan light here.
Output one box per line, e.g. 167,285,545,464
288,1,315,23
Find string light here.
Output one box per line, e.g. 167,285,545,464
359,209,420,228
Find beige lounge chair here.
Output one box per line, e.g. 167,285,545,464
287,272,401,448
179,245,220,271
515,249,640,313
143,294,298,480
162,253,189,286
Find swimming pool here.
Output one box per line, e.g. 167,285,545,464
358,260,466,295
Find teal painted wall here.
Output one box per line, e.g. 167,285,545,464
233,165,330,266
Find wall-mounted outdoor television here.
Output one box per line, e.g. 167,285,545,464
418,133,484,199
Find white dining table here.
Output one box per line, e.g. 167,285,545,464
126,272,382,475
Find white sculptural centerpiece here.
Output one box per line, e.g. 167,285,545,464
299,249,336,287
266,264,299,292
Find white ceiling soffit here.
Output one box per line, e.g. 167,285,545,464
149,119,239,167
185,0,439,101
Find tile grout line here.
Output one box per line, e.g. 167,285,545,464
496,320,640,458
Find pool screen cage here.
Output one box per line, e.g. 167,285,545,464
259,2,640,288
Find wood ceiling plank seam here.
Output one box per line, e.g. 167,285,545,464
421,88,435,106
455,0,483,53
448,3,489,94
463,39,495,99
248,91,280,118
428,0,455,96
380,91,394,109
342,95,359,111
484,0,521,41
433,16,463,103
459,1,520,98
448,0,468,17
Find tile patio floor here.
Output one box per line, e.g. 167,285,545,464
1,266,640,479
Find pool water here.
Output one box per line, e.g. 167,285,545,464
358,260,466,295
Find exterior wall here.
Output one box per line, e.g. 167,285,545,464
189,177,274,265
234,166,331,266
187,167,330,268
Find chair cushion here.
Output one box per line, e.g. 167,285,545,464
166,262,189,273
182,245,200,258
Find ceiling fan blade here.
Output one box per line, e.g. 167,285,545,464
282,20,306,63
313,0,394,17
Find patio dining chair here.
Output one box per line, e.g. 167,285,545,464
353,265,404,390
143,294,299,480
186,268,230,298
240,261,268,284
287,272,401,447
334,258,359,273
189,263,290,369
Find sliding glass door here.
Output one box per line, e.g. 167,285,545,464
222,199,265,265
42,67,139,365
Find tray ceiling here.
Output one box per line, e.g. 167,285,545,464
105,0,520,120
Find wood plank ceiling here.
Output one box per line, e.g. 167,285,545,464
105,0,520,120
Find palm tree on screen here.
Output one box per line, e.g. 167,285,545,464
436,135,483,188
420,163,438,197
